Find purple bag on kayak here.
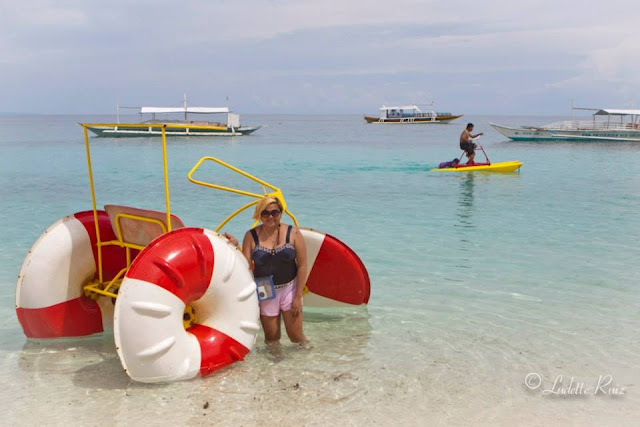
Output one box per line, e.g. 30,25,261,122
439,158,459,168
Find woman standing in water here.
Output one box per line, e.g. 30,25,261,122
229,195,308,344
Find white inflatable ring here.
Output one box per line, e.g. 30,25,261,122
16,210,128,338
114,227,260,383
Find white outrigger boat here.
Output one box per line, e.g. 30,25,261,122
364,104,462,124
87,97,261,137
490,108,640,142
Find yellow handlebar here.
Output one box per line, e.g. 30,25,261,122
187,156,298,231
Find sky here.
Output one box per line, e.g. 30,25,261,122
2,0,640,115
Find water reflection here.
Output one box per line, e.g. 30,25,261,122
451,173,476,269
456,173,475,229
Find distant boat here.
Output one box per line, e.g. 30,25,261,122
364,104,462,124
87,97,261,137
491,108,640,142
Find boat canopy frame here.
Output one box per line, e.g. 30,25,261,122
594,108,640,116
79,123,174,299
140,107,230,114
115,94,233,123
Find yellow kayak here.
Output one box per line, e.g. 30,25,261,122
435,161,523,172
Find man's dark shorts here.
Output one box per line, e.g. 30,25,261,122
460,141,476,155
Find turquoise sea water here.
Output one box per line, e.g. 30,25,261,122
1,114,639,425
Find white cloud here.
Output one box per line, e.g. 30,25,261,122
3,1,89,27
1,0,639,113
589,37,640,81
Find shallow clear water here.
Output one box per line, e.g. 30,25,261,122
1,114,639,425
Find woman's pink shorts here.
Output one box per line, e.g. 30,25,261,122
259,279,297,317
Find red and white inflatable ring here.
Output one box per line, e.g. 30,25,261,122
16,210,128,339
113,227,260,383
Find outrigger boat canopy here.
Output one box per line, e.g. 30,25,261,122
593,109,640,116
380,105,421,111
139,106,230,114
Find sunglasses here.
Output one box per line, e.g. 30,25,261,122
260,209,282,218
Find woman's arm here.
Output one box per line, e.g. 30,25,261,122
293,227,307,298
289,227,307,317
241,231,254,264
223,232,239,247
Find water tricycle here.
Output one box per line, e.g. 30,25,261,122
15,123,370,383
434,139,523,172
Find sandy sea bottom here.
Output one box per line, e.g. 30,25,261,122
5,270,640,426
3,309,637,426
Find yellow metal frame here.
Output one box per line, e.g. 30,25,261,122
105,212,170,268
187,156,298,231
80,123,173,299
78,123,297,301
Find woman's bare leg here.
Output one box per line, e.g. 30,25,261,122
282,310,307,344
260,314,281,342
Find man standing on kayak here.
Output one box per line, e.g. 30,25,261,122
460,123,483,165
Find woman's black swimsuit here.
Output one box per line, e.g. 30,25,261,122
251,225,297,286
